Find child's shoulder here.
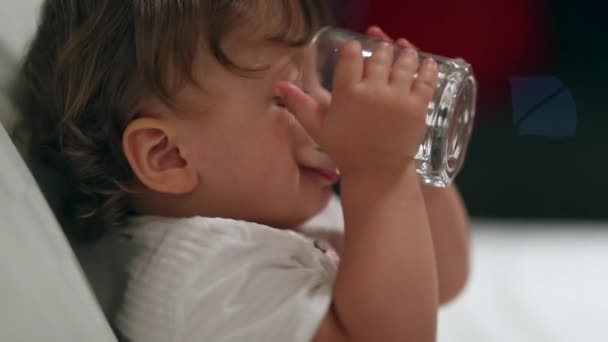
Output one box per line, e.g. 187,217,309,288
125,215,314,252
122,215,332,278
122,193,345,259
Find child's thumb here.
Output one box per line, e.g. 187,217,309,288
275,81,323,139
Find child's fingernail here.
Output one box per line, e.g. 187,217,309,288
406,47,417,56
425,58,437,67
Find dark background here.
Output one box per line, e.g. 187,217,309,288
332,0,608,220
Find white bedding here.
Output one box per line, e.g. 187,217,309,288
439,221,608,342
0,0,40,60
0,123,117,342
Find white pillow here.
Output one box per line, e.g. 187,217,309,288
0,2,116,339
0,0,43,130
0,123,117,341
0,43,19,131
0,0,41,60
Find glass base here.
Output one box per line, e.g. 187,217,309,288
415,62,477,187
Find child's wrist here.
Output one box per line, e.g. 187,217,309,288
340,161,419,194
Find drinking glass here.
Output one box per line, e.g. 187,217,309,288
302,27,477,187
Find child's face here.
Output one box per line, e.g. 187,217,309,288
156,25,338,228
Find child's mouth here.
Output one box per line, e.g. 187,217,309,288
301,166,341,184
297,146,340,185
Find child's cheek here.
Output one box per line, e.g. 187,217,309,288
286,112,315,146
271,109,298,141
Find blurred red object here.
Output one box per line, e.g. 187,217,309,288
341,0,555,120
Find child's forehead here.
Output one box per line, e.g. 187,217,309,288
226,0,311,45
189,0,324,85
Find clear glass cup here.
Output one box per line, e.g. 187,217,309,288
301,26,477,187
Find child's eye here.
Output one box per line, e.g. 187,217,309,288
273,96,286,108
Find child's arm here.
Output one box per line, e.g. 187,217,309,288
319,165,438,341
422,185,471,304
300,184,470,307
360,26,471,305
279,39,440,341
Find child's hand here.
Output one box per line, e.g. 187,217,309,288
276,39,438,179
366,26,416,50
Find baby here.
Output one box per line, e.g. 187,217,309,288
14,0,470,341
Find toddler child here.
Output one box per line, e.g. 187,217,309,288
14,0,470,341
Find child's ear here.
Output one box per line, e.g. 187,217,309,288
123,117,198,194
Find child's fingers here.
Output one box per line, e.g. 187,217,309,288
366,26,392,41
307,84,332,109
334,40,364,90
390,48,419,87
366,26,417,50
396,38,415,50
364,42,392,83
275,81,323,139
411,58,439,101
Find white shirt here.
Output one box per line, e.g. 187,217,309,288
112,201,342,342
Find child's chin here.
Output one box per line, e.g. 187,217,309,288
304,188,333,216
284,194,331,227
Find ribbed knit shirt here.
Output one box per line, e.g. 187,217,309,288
112,215,339,342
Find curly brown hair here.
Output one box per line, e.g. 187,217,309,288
12,0,330,241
